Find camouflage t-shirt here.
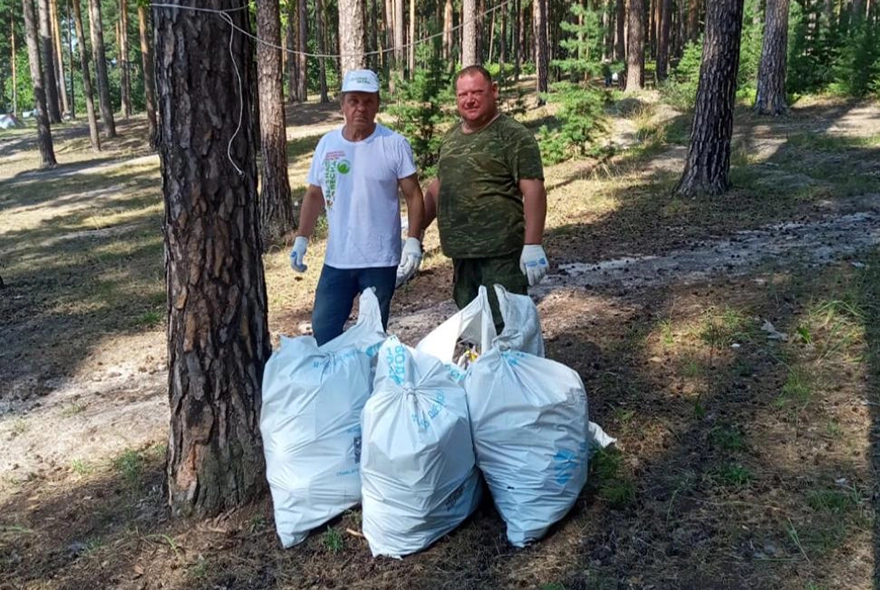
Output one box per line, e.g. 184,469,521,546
437,114,544,259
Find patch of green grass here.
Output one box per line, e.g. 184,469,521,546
806,487,860,514
322,527,344,554
84,537,105,555
132,309,163,328
189,555,209,580
10,419,28,436
249,516,269,534
70,459,93,475
114,448,143,490
709,426,747,452
778,366,814,406
657,319,675,346
698,308,755,348
680,357,703,379
591,447,636,508
825,420,843,438
715,463,753,488
61,402,87,417
786,132,880,151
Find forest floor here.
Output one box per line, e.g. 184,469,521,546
1,92,880,590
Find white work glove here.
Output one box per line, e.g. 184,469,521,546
289,236,309,272
395,237,422,288
520,244,549,286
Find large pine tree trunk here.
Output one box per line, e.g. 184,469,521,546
754,0,790,115
514,0,522,79
675,0,745,197
119,0,131,119
88,0,116,137
22,0,56,167
37,0,62,122
393,0,404,74
154,0,270,518
73,0,100,151
316,0,328,102
49,0,69,116
533,0,548,99
256,0,295,246
625,0,645,91
462,0,478,65
137,3,157,147
369,0,379,70
338,0,366,73
656,0,671,80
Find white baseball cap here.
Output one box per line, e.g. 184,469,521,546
341,69,380,93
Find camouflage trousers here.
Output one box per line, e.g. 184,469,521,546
453,252,528,332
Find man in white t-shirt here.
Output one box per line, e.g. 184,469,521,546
290,69,425,345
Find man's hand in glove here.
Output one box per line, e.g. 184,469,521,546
519,244,549,286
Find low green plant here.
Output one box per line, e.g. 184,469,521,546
537,82,607,165
660,40,703,111
591,447,636,508
114,448,143,490
716,463,753,487
322,527,344,554
710,427,746,452
70,459,93,475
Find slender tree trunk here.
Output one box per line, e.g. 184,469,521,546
119,0,131,118
385,0,394,68
534,0,548,99
88,0,116,137
49,0,69,116
23,0,57,166
852,0,865,20
394,0,404,74
499,4,507,72
687,0,699,41
443,0,453,60
66,0,75,117
137,3,157,147
256,0,295,246
754,0,790,115
287,1,297,102
297,0,308,101
369,0,379,70
407,0,415,75
73,0,100,150
37,0,61,122
657,0,671,80
462,0,478,65
625,0,645,91
615,0,625,60
675,0,745,197
154,0,270,519
514,0,522,79
488,2,496,63
316,0,328,102
12,4,18,116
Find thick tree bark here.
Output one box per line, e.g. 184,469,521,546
137,3,157,147
754,0,790,115
154,0,270,518
533,0,548,99
625,0,645,91
73,0,100,151
119,0,131,118
256,0,295,246
316,0,328,101
657,0,671,80
37,0,61,122
22,0,56,167
462,0,478,65
338,0,366,73
675,0,745,197
88,0,116,137
49,0,69,116
369,0,379,70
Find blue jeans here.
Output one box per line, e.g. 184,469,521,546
312,264,397,346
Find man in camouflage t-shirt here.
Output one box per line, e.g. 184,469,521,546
415,65,549,329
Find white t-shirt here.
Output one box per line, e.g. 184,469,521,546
307,123,417,269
